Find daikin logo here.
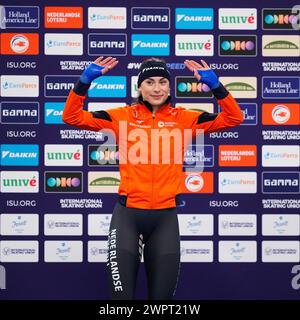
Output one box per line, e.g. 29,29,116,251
88,77,126,98
133,41,168,48
1,144,39,166
131,34,170,56
175,8,214,29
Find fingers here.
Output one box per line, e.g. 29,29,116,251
183,61,195,72
184,59,210,71
101,60,119,74
94,56,103,64
185,59,203,70
100,56,116,66
200,59,209,68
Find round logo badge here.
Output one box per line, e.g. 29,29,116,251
185,174,204,192
272,105,290,124
10,34,29,53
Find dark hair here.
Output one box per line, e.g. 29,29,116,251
134,57,170,104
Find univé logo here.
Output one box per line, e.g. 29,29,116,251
45,171,82,193
0,171,39,193
219,8,257,30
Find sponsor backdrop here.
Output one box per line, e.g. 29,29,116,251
0,0,300,299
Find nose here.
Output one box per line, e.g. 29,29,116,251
153,83,161,92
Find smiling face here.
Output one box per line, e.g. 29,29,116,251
138,77,170,108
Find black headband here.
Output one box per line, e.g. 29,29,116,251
137,62,170,87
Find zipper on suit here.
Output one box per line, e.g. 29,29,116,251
151,111,155,209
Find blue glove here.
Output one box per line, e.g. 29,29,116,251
80,63,105,84
197,69,220,89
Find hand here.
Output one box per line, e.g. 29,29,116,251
184,59,220,90
80,56,119,84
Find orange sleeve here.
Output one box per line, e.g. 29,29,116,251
182,90,243,135
62,89,123,133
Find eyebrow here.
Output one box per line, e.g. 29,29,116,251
146,77,167,81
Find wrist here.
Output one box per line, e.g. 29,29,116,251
79,63,104,85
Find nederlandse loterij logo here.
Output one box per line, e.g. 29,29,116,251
44,7,83,28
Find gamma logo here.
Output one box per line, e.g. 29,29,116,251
131,7,170,29
262,172,300,194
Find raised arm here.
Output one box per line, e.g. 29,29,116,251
62,56,120,132
182,59,243,134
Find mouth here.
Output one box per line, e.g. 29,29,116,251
151,95,164,99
